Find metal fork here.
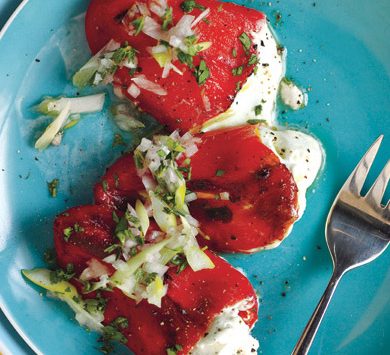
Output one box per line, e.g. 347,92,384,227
292,135,390,355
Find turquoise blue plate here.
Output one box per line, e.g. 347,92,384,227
0,0,389,354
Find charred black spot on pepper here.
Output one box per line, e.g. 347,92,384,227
255,167,271,180
205,206,233,223
113,10,128,23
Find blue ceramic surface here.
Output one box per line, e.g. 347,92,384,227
0,0,389,354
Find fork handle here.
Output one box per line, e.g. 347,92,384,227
292,268,344,355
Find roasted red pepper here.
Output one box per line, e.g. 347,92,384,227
93,126,298,252
85,0,266,132
54,204,258,354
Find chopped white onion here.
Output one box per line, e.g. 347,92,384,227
151,45,168,54
51,132,63,146
185,192,197,203
186,214,200,227
131,75,167,96
35,102,71,150
142,175,157,190
220,192,230,201
138,137,153,152
142,16,166,40
136,2,151,16
103,254,117,264
127,83,141,98
80,258,110,281
191,8,210,28
149,0,167,17
172,15,195,38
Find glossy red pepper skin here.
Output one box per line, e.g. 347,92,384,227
93,153,144,209
85,0,266,132
93,126,298,252
54,205,258,354
188,125,299,252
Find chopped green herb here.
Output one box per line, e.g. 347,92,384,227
112,133,126,147
254,105,263,116
239,32,252,54
134,150,145,169
62,118,80,130
128,67,137,76
177,50,194,68
166,344,183,355
171,254,188,274
215,169,225,177
47,178,59,197
114,173,120,188
82,280,93,293
63,226,73,242
102,180,108,193
235,81,242,91
112,211,120,223
193,60,210,85
112,43,136,65
247,119,266,125
180,0,205,13
50,263,75,283
135,269,158,285
99,317,128,353
84,293,107,313
73,223,84,233
253,65,259,75
132,16,145,36
232,48,237,58
161,7,173,30
232,66,243,76
248,54,258,65
217,3,224,11
43,249,57,266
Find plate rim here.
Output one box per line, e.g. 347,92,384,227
0,4,43,354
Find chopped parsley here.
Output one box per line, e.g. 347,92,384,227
74,223,84,233
166,344,183,355
43,248,56,266
84,293,107,313
215,169,225,177
99,317,129,353
132,16,145,36
47,178,59,197
194,60,210,85
112,43,136,65
248,54,258,66
171,254,188,274
135,269,158,286
232,66,243,76
239,32,252,54
63,223,84,242
112,133,126,147
161,7,173,30
177,50,194,68
63,226,73,242
247,119,266,125
232,48,237,58
254,104,263,115
49,263,75,283
114,173,120,188
102,180,108,193
180,0,205,13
